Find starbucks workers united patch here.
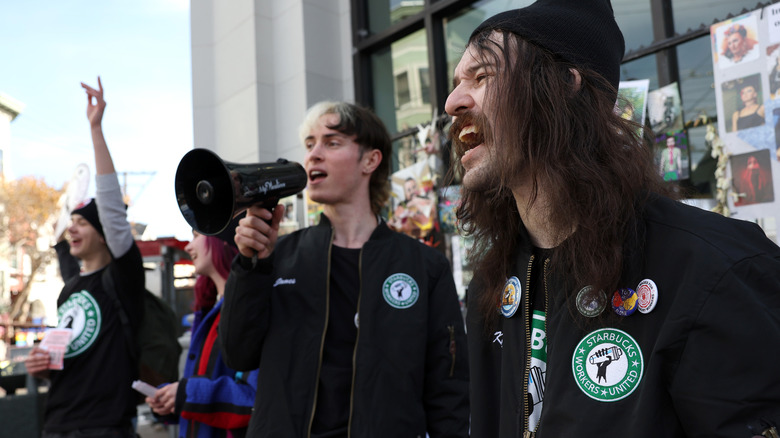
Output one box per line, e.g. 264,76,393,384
382,273,419,309
571,328,644,402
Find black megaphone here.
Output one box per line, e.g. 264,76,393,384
174,148,307,235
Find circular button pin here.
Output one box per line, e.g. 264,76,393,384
500,276,522,318
576,285,607,318
612,288,638,316
636,279,658,314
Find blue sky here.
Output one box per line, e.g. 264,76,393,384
0,0,194,240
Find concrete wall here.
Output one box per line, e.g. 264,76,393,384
191,0,353,167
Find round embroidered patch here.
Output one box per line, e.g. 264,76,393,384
58,291,102,358
571,328,644,402
500,276,522,318
382,273,420,309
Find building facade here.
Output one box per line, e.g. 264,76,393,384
190,0,778,258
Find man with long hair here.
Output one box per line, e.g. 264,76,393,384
445,0,780,436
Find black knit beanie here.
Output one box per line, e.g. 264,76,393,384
71,198,105,238
470,0,625,96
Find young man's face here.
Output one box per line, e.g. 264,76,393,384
445,33,502,192
67,214,104,261
303,113,373,207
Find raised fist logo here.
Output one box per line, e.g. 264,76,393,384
588,345,623,384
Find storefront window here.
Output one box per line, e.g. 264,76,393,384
443,0,529,88
613,0,653,52
673,0,762,34
371,28,431,135
620,55,659,90
368,0,424,33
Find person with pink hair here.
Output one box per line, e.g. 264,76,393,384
146,230,258,438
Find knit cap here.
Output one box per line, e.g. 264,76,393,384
471,0,625,95
71,198,104,238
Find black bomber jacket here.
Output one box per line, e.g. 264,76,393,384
220,214,470,438
467,195,780,438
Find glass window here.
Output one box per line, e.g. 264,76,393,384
619,55,659,90
371,28,431,135
443,0,530,89
676,36,719,197
368,0,424,34
673,0,762,34
396,72,411,107
613,0,653,53
419,67,430,105
677,36,717,125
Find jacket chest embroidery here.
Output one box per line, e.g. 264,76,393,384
382,273,419,309
571,328,644,402
273,277,297,287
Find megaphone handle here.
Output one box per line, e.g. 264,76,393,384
251,198,280,268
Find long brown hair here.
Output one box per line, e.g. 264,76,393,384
455,31,670,330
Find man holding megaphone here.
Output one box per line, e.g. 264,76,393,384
218,101,469,437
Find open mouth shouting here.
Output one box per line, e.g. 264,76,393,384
450,111,488,162
458,125,484,150
309,169,327,184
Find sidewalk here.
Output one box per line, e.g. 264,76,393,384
137,405,177,438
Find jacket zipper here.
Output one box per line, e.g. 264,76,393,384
448,325,456,377
346,247,364,437
522,255,535,435
307,231,335,437
523,256,550,438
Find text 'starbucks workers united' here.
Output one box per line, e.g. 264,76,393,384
57,291,102,358
571,328,644,402
382,273,420,309
528,310,547,431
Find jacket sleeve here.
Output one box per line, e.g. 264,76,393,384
219,254,274,371
177,368,259,430
670,253,780,437
423,256,470,438
54,240,81,282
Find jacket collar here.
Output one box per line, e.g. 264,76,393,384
315,212,393,243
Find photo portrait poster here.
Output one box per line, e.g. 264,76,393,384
647,82,684,136
616,79,650,137
711,6,780,221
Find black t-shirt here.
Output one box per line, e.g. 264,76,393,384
44,247,143,432
311,245,360,437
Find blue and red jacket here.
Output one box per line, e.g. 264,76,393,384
174,299,258,438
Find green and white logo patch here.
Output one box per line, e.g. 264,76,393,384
382,273,419,309
571,328,643,402
58,291,102,358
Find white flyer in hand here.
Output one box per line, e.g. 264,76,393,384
132,380,158,397
39,328,73,370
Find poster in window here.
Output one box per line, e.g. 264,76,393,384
388,160,439,246
616,79,650,131
647,82,684,135
711,6,780,222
